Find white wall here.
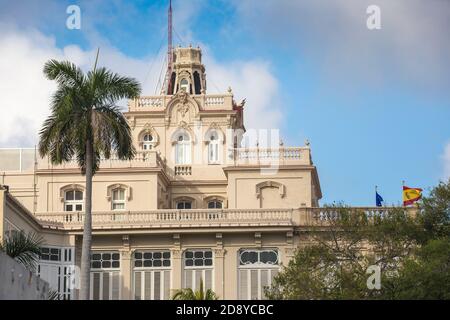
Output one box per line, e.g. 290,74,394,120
0,251,50,300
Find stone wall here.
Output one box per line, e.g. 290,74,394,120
0,251,50,300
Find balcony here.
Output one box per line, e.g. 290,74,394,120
128,94,233,112
36,151,166,171
34,207,414,231
231,147,312,166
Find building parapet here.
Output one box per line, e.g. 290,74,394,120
36,151,166,171
34,207,415,231
128,94,233,112
232,147,312,166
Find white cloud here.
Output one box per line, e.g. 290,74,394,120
204,53,282,132
443,142,450,180
0,26,158,147
232,0,450,92
0,27,283,147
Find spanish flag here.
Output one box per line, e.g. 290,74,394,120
402,186,422,206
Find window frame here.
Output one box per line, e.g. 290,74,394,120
132,250,172,300
207,132,220,164
183,249,214,292
64,189,84,212
237,249,280,300
111,188,126,211
175,132,191,165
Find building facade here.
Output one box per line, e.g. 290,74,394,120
0,45,327,300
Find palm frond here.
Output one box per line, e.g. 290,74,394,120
171,279,218,300
0,231,43,272
43,60,85,89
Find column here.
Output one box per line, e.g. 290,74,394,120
214,248,226,299
171,249,182,292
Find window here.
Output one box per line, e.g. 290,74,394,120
177,201,192,209
180,78,189,92
175,133,191,164
208,200,222,209
40,247,61,261
64,190,83,212
111,188,126,210
90,252,121,300
133,251,171,300
183,250,213,292
208,132,219,164
238,249,279,300
38,247,75,300
142,134,154,150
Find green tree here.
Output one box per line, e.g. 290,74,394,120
39,58,141,300
172,279,218,300
266,180,450,299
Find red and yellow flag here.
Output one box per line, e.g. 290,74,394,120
402,186,422,206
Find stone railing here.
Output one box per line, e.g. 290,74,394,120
233,147,311,166
36,151,165,171
128,96,169,111
35,208,295,230
174,165,192,175
204,96,225,107
128,94,233,112
34,207,416,231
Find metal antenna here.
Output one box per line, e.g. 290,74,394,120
164,0,173,95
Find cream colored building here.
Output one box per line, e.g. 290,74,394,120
0,45,329,300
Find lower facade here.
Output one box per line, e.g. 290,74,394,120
37,231,294,300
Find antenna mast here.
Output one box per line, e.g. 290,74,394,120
164,0,173,94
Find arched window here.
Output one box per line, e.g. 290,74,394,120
111,188,126,210
180,78,189,92
142,133,154,150
175,132,191,165
64,190,83,212
238,249,280,300
207,200,222,209
176,200,192,209
208,131,219,164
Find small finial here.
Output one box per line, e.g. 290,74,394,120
227,86,232,94
305,139,310,147
279,139,284,147
189,43,192,48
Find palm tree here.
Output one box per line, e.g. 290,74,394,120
0,231,43,272
39,57,141,300
172,279,219,300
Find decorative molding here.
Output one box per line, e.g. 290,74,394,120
286,231,294,246
106,184,132,201
255,181,286,199
215,233,223,248
284,247,295,258
214,248,226,258
173,233,181,248
138,123,160,147
255,232,262,248
59,184,85,202
171,249,182,259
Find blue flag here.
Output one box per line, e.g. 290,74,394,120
376,191,384,207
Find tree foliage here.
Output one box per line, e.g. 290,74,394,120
266,180,450,300
172,279,218,300
0,231,43,272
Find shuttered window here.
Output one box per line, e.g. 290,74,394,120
90,251,121,300
238,249,279,300
183,250,213,291
133,251,171,300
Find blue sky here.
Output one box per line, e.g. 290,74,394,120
0,0,449,206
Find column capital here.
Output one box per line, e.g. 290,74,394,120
214,248,226,258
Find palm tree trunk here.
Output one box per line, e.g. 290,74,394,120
79,139,93,300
